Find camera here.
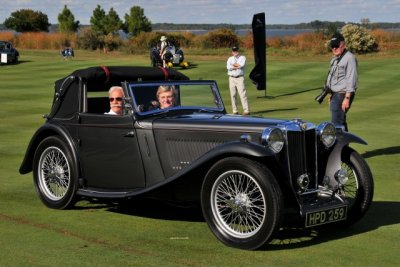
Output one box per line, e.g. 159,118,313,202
315,86,332,104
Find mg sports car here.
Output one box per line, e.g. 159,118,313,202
19,66,374,250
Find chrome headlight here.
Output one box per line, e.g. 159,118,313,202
261,128,284,153
317,122,336,148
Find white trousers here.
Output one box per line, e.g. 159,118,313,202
229,76,249,113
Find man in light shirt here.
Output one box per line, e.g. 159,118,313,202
227,46,250,115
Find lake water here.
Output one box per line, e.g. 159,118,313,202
158,29,314,38
238,28,313,38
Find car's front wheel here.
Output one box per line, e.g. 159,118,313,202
33,136,78,209
201,157,283,250
339,146,374,224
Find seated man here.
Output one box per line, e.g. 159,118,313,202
105,86,125,115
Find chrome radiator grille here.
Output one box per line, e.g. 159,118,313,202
286,129,317,190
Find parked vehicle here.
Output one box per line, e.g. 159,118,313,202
19,65,374,250
0,41,19,64
150,44,189,68
60,47,74,59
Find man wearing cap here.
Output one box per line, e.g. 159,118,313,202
160,36,168,67
326,32,358,131
227,46,250,115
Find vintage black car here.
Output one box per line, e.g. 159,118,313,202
0,41,19,64
150,44,188,68
19,66,374,250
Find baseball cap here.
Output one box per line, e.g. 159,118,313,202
330,32,345,47
231,46,239,52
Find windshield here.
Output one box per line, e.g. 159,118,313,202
128,80,225,115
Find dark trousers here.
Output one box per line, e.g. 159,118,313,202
330,93,354,131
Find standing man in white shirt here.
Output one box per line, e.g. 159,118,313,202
227,46,250,115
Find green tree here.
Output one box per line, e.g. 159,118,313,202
90,5,107,34
103,8,123,34
3,9,50,32
124,6,152,37
90,5,123,35
58,5,80,33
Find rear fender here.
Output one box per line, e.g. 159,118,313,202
19,123,79,175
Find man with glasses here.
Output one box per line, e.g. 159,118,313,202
326,32,358,131
105,86,125,115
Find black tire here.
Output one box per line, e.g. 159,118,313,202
201,157,283,250
33,136,78,209
339,146,374,224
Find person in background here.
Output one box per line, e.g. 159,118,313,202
326,32,358,131
226,46,250,115
160,36,168,68
105,86,125,115
156,85,176,109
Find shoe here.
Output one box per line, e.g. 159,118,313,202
233,112,239,115
243,112,250,116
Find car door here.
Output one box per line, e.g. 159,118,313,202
77,113,145,189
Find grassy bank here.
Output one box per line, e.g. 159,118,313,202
0,50,399,266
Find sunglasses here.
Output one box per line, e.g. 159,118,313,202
109,97,123,102
331,43,340,49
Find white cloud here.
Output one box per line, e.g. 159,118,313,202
0,0,399,25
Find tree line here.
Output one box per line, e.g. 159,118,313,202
2,5,399,34
2,5,151,37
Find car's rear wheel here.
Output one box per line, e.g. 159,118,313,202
339,146,374,224
33,136,78,209
201,157,283,250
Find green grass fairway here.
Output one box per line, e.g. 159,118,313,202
1,50,399,266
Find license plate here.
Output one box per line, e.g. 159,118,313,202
305,205,347,227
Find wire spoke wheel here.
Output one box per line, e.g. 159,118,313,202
202,157,283,250
33,136,77,209
38,146,71,201
212,170,266,238
336,146,374,225
339,161,359,208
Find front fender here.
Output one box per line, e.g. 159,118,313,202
325,131,367,185
19,123,78,175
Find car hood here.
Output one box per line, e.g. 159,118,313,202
151,113,288,133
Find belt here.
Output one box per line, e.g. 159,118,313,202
230,75,243,78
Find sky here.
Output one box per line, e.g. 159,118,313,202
0,0,399,25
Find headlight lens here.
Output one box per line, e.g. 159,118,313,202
317,122,336,148
261,128,284,153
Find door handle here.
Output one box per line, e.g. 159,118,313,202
124,131,135,137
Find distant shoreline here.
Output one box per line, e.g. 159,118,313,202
155,28,314,38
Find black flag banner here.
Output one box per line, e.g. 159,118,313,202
249,13,266,91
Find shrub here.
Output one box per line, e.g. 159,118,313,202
242,31,254,49
103,33,123,51
341,24,378,54
199,28,239,49
125,31,157,54
370,29,400,51
0,31,15,43
76,27,104,50
125,31,195,55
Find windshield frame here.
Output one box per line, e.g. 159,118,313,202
126,80,226,117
